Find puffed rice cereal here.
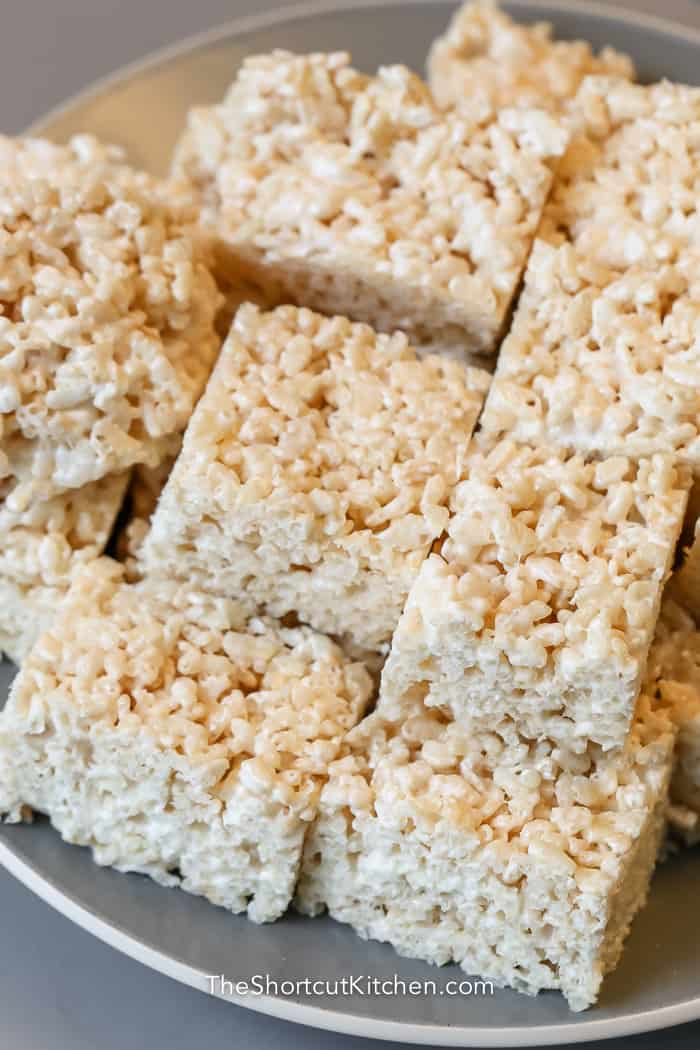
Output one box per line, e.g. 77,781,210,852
140,303,491,651
428,1,634,118
0,557,373,922
0,134,222,506
297,686,674,1011
173,51,568,358
0,472,129,663
378,439,689,752
481,79,700,472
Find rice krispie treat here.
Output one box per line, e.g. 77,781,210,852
0,135,222,507
140,303,491,652
0,473,129,663
428,1,634,118
379,440,689,752
173,51,568,358
481,79,700,471
0,558,373,922
297,688,675,1011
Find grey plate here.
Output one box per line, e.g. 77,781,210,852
1,1,700,1044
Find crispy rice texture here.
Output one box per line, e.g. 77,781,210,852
481,79,700,472
0,558,373,922
428,1,634,118
0,134,222,505
140,303,491,651
644,599,700,844
0,472,129,662
297,688,674,1011
173,50,568,357
378,439,689,752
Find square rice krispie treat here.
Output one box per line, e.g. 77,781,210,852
428,1,634,118
0,135,222,507
481,79,700,471
0,472,129,663
644,599,700,845
297,688,675,1011
0,558,373,922
173,51,568,358
379,439,689,752
140,303,491,652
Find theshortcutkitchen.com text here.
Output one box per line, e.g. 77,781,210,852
206,974,494,998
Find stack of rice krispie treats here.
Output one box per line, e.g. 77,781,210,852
433,4,700,837
1,45,518,926
137,16,692,1008
4,0,700,1017
0,288,489,923
0,134,222,661
297,439,690,1010
292,6,700,1013
467,13,700,843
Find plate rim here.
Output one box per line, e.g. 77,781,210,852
5,0,700,1043
25,0,700,139
3,830,700,1047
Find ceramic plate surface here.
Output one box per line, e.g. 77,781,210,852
2,2,700,1044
